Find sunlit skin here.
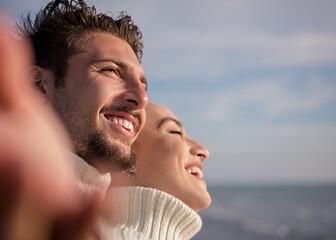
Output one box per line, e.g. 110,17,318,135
115,103,211,212
37,31,148,170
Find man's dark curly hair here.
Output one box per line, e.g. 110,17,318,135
19,0,143,87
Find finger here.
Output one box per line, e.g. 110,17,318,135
0,14,33,110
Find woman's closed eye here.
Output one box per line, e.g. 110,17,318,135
169,130,183,136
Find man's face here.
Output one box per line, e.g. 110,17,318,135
49,32,148,171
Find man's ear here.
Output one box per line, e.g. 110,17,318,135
30,66,56,98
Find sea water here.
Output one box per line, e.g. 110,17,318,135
194,185,336,240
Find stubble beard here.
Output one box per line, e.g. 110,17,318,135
52,90,136,172
77,130,136,172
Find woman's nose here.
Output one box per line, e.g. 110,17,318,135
189,139,210,161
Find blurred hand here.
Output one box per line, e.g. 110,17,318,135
0,16,99,240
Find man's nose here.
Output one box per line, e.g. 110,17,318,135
123,79,148,110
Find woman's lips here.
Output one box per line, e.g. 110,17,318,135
185,165,203,178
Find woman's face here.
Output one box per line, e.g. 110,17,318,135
132,103,211,212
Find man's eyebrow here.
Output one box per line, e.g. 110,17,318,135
157,117,182,129
92,58,126,68
92,58,147,91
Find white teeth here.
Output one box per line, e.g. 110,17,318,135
118,118,123,126
107,116,134,133
123,119,129,129
186,166,203,178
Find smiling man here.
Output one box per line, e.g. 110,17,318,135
21,0,148,177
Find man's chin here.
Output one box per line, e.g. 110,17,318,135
110,140,132,156
77,131,136,172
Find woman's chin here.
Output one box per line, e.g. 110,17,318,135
187,191,212,212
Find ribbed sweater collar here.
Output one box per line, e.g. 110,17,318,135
68,151,112,197
100,186,202,240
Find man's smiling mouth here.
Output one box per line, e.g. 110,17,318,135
104,115,134,133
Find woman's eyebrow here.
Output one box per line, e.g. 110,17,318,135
157,117,182,129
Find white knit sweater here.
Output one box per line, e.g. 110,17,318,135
69,151,112,198
68,153,202,239
98,186,203,240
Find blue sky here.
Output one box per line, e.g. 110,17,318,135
1,0,336,185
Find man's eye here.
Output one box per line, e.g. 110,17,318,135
101,67,121,78
142,82,148,91
169,130,183,136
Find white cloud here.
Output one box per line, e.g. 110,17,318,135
143,30,336,81
204,78,336,121
123,1,336,81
